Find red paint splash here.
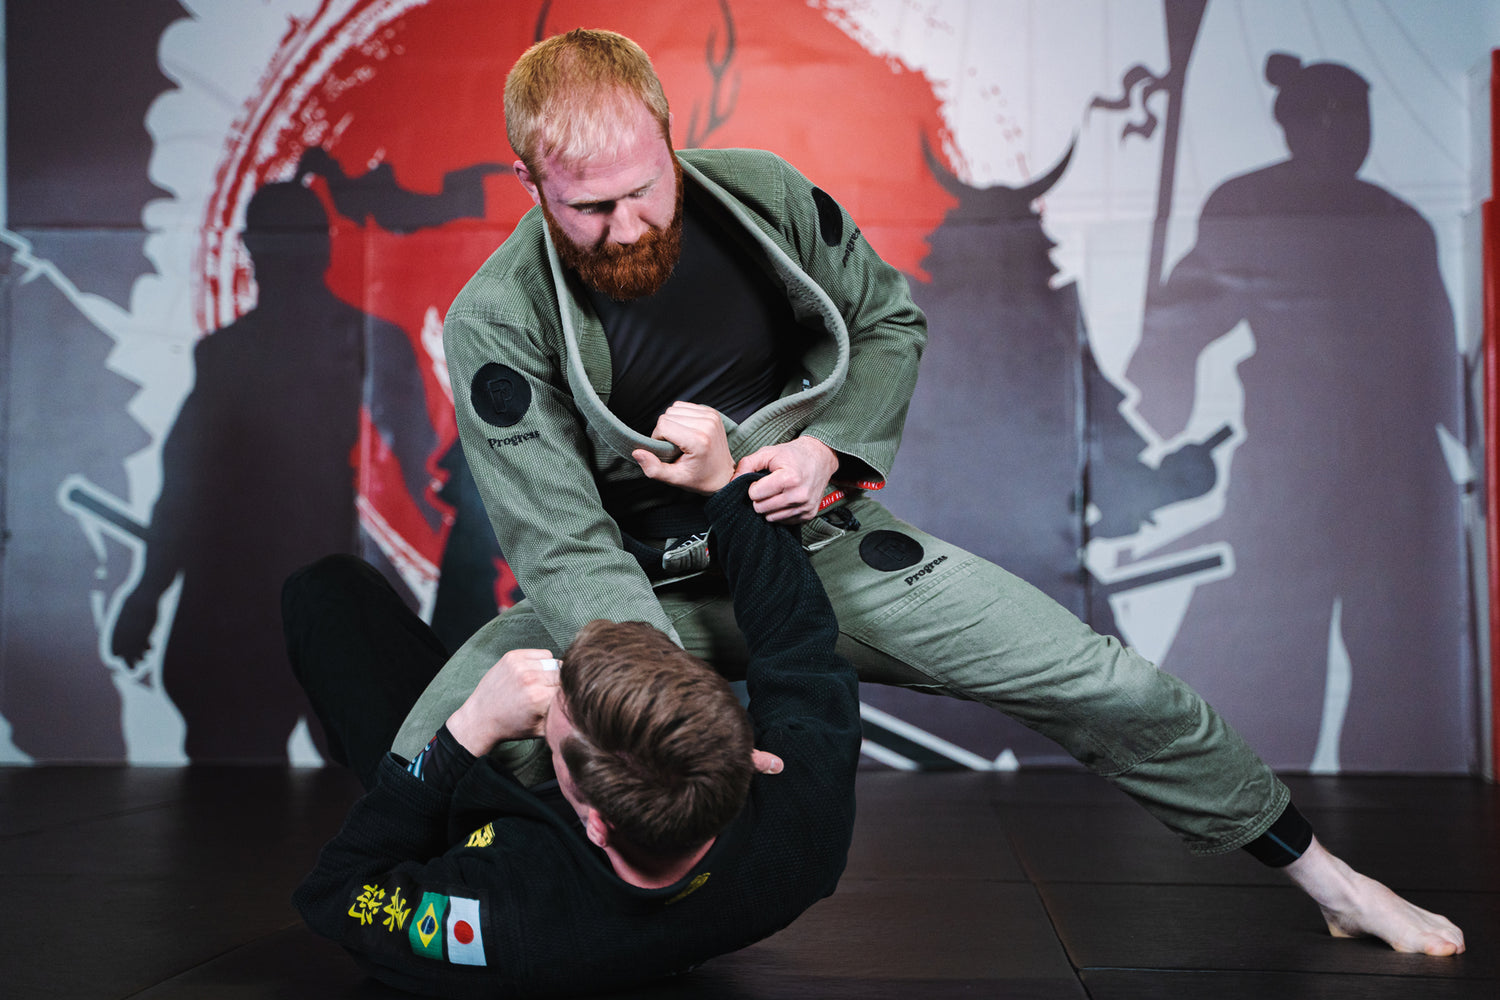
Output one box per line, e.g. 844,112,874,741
206,0,953,582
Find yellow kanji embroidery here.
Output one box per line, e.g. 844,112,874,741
383,887,412,932
349,884,386,925
466,822,495,848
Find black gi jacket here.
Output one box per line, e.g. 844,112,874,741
293,475,861,998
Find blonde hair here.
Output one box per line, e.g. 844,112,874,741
505,29,672,177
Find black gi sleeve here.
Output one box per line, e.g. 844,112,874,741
291,753,520,998
703,474,861,762
404,724,477,795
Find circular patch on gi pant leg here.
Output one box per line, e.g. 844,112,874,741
812,187,843,247
470,363,530,427
858,530,924,572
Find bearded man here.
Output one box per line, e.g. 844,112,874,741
402,28,1464,958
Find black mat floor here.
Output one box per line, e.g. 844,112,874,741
2,765,1495,999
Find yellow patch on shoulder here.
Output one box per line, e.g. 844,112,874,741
666,872,711,905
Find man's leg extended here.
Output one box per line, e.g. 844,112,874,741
800,497,1464,953
805,496,1285,855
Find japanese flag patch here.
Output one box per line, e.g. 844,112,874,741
445,895,485,966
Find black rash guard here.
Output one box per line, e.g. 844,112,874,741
585,183,805,535
587,182,801,435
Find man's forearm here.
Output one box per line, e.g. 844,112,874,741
445,307,680,649
703,475,840,668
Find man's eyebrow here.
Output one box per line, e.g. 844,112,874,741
565,178,657,210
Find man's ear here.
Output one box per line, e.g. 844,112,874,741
584,808,611,850
514,159,542,207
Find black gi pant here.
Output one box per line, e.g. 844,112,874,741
282,555,449,790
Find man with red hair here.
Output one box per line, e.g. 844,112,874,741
410,28,1464,957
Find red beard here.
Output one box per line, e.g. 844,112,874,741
542,163,685,301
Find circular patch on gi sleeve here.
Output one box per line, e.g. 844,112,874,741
470,363,531,428
858,530,924,572
811,187,843,247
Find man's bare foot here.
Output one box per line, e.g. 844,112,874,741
1283,837,1465,955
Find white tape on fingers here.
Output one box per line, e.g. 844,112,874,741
537,658,561,672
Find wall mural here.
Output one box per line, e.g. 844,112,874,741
2,0,1491,771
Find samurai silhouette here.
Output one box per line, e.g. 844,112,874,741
111,179,434,762
1127,55,1466,770
894,143,1219,643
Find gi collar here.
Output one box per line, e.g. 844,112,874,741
541,151,852,465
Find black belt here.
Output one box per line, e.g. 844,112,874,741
614,499,710,540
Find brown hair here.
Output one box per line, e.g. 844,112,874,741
559,620,753,858
504,28,672,177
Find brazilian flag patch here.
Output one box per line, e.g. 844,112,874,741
409,892,449,960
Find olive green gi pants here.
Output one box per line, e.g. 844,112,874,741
393,496,1287,855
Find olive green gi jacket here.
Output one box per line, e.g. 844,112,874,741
442,148,926,649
